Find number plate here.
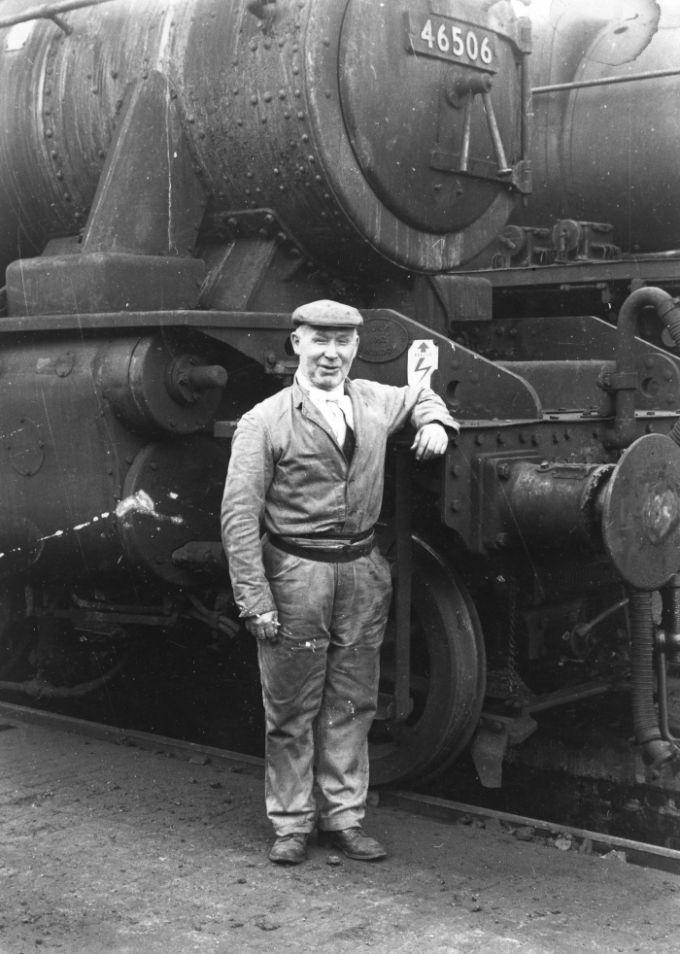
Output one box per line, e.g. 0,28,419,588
406,14,496,71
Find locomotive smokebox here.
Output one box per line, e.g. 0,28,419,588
0,0,530,285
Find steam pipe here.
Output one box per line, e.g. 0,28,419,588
607,286,680,449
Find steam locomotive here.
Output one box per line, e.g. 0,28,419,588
1,0,679,792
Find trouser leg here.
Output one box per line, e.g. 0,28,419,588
258,542,392,835
257,638,327,835
315,548,393,831
258,542,334,836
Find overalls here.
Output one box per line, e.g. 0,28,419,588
221,376,458,834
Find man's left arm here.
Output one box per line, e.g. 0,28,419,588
408,386,459,461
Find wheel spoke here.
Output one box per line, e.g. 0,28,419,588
369,536,486,785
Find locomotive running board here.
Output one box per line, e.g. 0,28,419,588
0,307,543,422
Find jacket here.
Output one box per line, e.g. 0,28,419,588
221,376,458,617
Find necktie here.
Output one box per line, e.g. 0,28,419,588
325,399,355,461
325,398,347,445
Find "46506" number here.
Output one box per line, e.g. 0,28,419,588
419,17,494,67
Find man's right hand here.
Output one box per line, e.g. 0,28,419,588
245,611,280,642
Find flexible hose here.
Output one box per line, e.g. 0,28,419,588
628,588,676,769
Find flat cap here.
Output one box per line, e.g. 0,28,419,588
291,299,363,328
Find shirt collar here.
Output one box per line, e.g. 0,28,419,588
295,370,347,403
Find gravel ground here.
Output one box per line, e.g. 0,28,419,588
1,717,680,954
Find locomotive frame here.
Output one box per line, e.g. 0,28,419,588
1,0,680,793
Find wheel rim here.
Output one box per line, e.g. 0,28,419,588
369,536,486,786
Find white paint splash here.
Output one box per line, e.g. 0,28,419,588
0,488,184,563
115,490,184,526
115,489,156,519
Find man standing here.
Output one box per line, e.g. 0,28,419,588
221,300,458,865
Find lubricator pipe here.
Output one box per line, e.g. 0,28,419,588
628,588,677,771
609,287,680,448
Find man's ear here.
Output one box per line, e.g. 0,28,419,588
290,330,301,354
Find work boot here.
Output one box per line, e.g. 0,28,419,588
320,826,387,860
268,833,308,865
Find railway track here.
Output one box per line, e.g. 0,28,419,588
3,698,680,878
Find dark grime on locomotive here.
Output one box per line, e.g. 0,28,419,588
1,0,680,796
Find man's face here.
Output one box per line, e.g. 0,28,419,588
291,324,359,391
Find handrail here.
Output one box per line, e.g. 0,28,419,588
533,67,680,95
0,0,118,32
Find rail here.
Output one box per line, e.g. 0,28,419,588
2,698,680,877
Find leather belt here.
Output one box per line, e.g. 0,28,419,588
268,529,375,563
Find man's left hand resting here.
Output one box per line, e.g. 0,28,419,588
410,422,450,461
